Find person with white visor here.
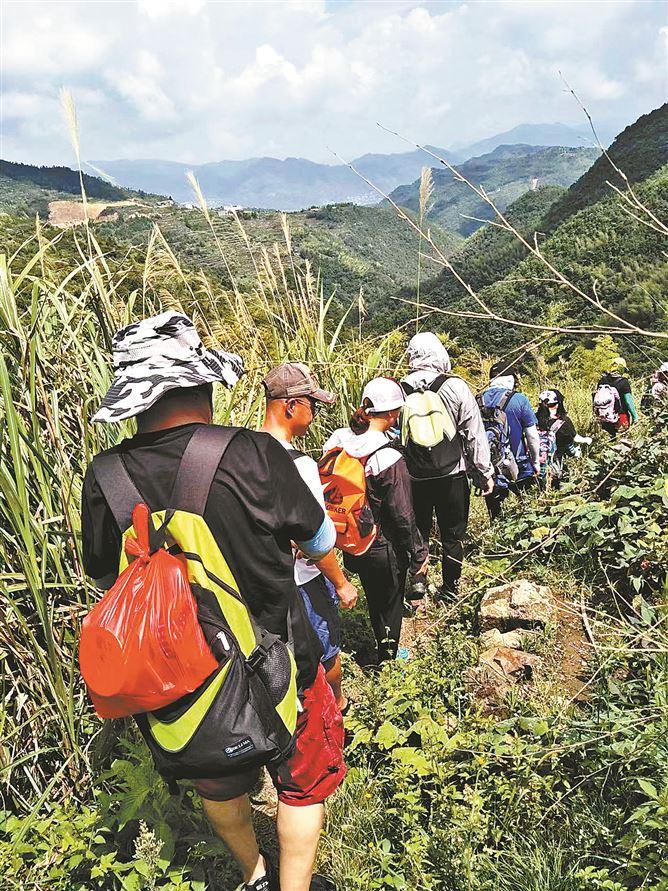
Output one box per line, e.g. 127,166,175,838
322,377,428,664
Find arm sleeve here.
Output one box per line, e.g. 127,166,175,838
374,455,428,574
524,425,541,469
448,380,494,486
81,463,122,588
623,391,638,422
297,515,336,561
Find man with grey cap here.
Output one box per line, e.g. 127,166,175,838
402,332,494,601
81,313,342,891
260,362,358,713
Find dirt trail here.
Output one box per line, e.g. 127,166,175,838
398,590,592,705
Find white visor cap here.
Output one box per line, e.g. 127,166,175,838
362,377,405,414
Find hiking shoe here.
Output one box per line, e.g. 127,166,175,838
436,586,458,604
244,852,278,891
408,575,427,600
310,875,337,890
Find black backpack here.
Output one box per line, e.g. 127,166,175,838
476,391,519,482
92,426,298,789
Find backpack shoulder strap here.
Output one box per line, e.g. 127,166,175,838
286,447,305,460
171,425,241,515
401,380,415,396
429,373,450,393
92,451,144,534
498,389,515,412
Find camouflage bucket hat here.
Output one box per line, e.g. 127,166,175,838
93,312,244,423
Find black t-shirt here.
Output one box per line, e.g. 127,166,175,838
81,423,325,689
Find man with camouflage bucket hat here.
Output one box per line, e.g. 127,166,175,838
92,311,244,423
82,312,342,891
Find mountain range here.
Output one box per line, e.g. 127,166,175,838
0,106,664,367
87,122,604,211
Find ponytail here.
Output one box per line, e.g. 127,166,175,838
349,398,374,434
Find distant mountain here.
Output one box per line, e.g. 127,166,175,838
91,156,369,208
388,144,599,236
88,121,610,212
90,146,459,210
454,122,609,159
352,145,457,191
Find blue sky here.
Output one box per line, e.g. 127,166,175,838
1,0,666,167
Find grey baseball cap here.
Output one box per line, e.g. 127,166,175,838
262,362,336,404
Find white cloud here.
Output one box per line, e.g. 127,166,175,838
0,0,665,166
105,50,178,123
137,0,205,19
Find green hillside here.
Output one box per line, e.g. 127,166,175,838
416,164,667,362
543,103,668,231
0,181,461,319
99,199,459,308
0,159,131,207
389,144,599,236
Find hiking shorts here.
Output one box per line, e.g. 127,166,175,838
298,575,341,664
192,665,345,806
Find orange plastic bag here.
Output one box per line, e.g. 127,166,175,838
79,503,218,719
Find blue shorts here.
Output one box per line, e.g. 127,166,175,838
298,575,340,664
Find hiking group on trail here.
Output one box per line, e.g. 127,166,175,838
79,312,648,891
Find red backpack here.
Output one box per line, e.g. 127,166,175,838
79,502,217,719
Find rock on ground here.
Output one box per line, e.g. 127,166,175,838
465,645,542,707
479,579,556,632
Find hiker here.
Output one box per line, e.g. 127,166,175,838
260,361,358,713
322,377,428,662
401,332,494,601
482,360,541,521
536,389,578,487
594,357,638,437
81,313,343,891
650,361,668,402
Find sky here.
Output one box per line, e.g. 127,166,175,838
1,0,666,168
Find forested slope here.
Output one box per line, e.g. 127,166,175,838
394,106,668,365
388,144,598,235
543,103,668,231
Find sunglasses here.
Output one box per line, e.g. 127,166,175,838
291,397,321,417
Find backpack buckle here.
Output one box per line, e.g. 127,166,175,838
245,645,268,673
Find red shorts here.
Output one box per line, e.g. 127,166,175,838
192,665,345,806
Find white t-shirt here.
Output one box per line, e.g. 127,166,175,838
278,439,325,587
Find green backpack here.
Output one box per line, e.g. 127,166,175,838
92,426,298,789
401,375,458,479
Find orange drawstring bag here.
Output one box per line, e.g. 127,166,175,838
79,503,218,719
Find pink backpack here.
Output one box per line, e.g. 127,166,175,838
593,384,620,424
